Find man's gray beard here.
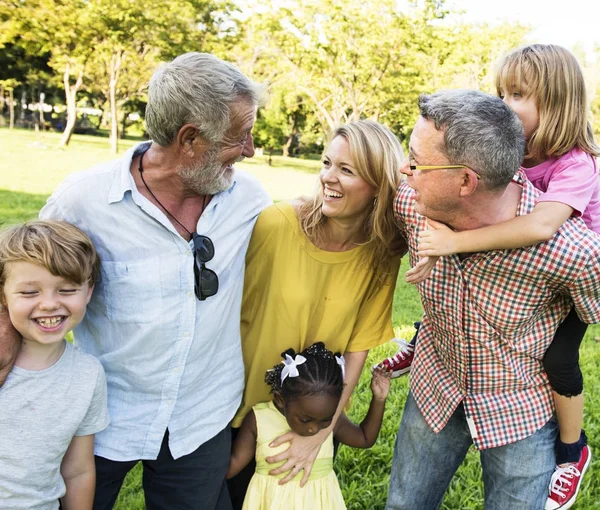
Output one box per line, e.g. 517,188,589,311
178,148,234,196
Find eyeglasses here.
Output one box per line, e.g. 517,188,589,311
192,233,219,301
409,162,481,180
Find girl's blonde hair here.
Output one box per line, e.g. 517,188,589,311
297,120,406,280
495,44,600,160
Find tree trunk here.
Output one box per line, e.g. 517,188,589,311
60,62,84,147
283,119,300,158
282,136,292,158
94,105,104,129
8,89,14,129
39,98,45,130
109,51,123,154
121,110,127,139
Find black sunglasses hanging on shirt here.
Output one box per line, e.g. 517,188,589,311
138,146,219,301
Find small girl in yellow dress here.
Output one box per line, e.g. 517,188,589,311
227,342,391,510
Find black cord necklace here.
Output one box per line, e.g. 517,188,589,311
138,148,207,241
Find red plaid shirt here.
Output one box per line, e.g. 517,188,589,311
395,171,600,449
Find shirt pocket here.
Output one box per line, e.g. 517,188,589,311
100,258,162,323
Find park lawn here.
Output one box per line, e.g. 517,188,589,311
0,128,318,202
1,128,598,509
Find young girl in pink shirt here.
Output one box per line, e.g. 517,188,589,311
412,44,599,510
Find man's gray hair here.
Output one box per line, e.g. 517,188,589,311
145,52,264,147
418,89,525,189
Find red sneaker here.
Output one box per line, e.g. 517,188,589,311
372,338,414,378
545,445,592,510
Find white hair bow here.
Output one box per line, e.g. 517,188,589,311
335,355,345,380
281,354,307,384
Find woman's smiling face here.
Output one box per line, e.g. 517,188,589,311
320,136,377,224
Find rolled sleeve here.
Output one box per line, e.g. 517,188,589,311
569,252,600,324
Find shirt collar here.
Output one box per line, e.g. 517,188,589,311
107,141,239,205
108,142,150,204
514,169,538,217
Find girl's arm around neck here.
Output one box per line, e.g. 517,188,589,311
227,410,257,479
418,202,574,257
60,434,96,510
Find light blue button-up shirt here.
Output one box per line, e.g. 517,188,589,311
40,143,271,460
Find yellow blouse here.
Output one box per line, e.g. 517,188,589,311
233,202,399,427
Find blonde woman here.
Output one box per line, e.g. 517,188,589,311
228,120,405,507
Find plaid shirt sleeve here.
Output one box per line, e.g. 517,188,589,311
568,242,600,323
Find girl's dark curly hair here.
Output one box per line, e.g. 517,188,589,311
264,342,344,402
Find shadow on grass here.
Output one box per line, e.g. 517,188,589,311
0,189,48,225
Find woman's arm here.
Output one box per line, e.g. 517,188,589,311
418,202,573,257
227,410,257,479
266,350,368,486
333,367,390,448
60,434,96,510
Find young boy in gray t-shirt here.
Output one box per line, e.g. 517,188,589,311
0,220,109,510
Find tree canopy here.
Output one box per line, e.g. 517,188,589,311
1,0,598,154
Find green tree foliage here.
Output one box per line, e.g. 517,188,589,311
0,0,537,155
1,0,107,145
0,78,20,128
252,87,309,159
0,0,234,150
86,0,231,153
230,0,529,152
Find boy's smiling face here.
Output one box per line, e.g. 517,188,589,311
2,261,93,346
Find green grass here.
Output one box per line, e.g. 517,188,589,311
1,127,598,509
0,128,319,202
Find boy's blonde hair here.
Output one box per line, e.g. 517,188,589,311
495,44,600,160
297,120,406,281
0,220,100,297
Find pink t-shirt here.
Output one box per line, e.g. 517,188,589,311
524,147,600,233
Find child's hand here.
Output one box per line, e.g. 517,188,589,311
371,366,391,401
405,256,439,284
418,220,457,257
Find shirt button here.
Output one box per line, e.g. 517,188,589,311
187,291,193,298
173,367,181,374
183,331,190,338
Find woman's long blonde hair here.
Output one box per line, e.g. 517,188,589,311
297,120,406,280
495,44,600,160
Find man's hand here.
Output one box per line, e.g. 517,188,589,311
418,219,458,257
0,308,21,387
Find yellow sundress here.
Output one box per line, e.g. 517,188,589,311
242,401,347,510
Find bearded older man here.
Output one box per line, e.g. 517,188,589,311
3,53,270,509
